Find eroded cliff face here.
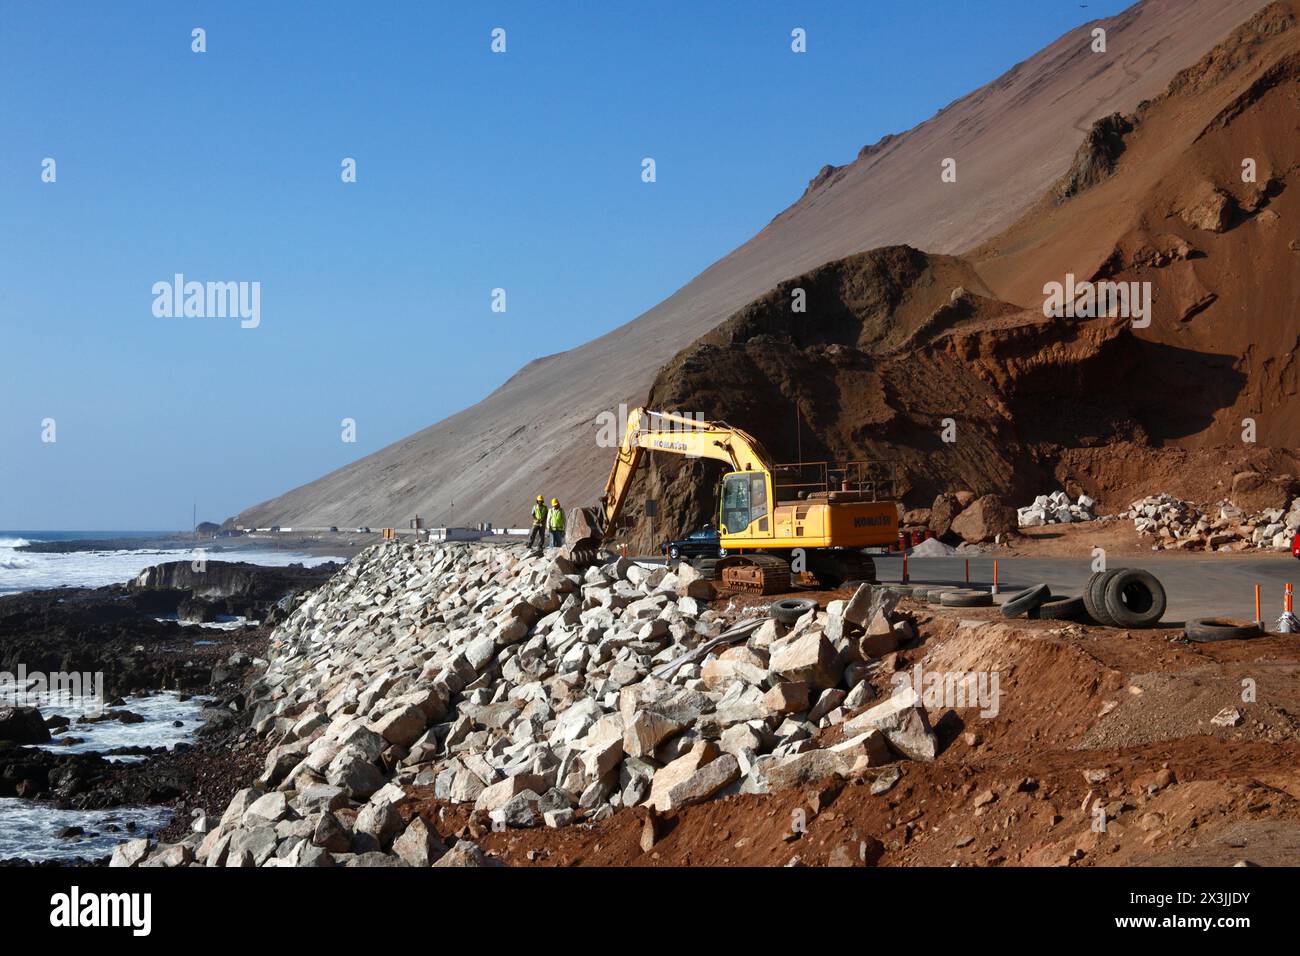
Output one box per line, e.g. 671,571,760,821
620,269,1147,551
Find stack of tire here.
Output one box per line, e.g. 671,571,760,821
1081,568,1166,628
899,584,994,607
996,568,1167,628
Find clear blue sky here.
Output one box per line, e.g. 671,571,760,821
0,0,1129,530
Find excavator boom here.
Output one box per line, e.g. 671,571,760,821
595,407,773,536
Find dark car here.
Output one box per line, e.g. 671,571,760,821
662,527,727,562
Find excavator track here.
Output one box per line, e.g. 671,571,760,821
807,550,877,588
718,554,792,595
692,557,722,581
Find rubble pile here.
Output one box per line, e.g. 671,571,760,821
1017,491,1096,528
113,542,935,867
1123,493,1300,552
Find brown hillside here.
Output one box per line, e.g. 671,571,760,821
233,0,1272,531
617,1,1300,549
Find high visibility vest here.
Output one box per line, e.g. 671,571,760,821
531,504,547,525
547,506,566,531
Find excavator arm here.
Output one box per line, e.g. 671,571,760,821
593,407,773,537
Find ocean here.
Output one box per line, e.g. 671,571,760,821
0,530,344,596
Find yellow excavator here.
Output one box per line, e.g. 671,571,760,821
575,407,899,593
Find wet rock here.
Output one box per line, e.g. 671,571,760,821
0,706,52,745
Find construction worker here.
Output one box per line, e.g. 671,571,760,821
527,495,547,550
547,497,566,548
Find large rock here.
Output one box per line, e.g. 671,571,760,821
109,837,151,868
645,740,717,810
858,611,900,659
949,494,1017,543
928,493,963,538
1180,181,1236,233
658,754,739,811
326,746,386,799
372,704,428,747
748,750,844,793
841,687,938,761
623,710,684,759
0,706,51,744
392,815,446,866
354,799,404,849
769,631,841,691
1230,471,1294,512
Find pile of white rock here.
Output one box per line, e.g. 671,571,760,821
1122,493,1300,552
111,541,936,868
1017,491,1096,528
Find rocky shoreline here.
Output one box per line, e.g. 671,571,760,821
0,561,338,864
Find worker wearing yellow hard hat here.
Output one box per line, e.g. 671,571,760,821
547,497,566,548
526,494,548,550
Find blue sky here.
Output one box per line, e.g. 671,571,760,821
0,0,1129,530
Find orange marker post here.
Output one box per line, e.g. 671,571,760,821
1255,583,1262,627
965,558,970,584
992,560,1000,596
903,553,909,583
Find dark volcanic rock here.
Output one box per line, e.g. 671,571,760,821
128,560,336,602
0,707,52,745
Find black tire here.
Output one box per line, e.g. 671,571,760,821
1033,594,1087,620
940,589,994,608
668,546,681,560
1084,568,1126,627
927,587,963,605
771,597,818,625
1102,568,1167,628
1185,617,1262,643
1000,583,1051,618
1082,571,1109,625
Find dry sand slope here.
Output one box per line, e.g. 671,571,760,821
235,0,1275,531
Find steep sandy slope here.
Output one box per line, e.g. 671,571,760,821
617,1,1300,548
234,0,1271,530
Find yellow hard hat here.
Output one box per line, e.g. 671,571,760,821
551,498,559,506
536,495,543,502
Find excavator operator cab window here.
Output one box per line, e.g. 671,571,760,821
720,473,767,534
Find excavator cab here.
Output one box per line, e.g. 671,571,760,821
718,471,770,538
